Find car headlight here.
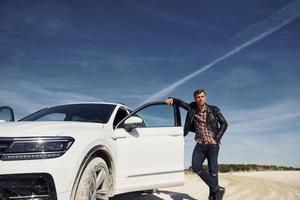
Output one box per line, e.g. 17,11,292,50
0,136,74,161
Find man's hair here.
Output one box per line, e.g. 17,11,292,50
194,89,206,98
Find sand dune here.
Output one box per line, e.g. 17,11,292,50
111,171,300,200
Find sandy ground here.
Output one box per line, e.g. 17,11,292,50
111,171,300,200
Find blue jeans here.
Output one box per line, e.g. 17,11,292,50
192,143,219,191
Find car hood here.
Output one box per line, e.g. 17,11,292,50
0,121,105,137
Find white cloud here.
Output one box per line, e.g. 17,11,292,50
0,1,71,35
215,67,260,89
227,99,300,134
121,0,219,30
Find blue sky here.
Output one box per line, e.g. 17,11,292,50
1,0,300,167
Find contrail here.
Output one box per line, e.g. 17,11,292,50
142,0,300,104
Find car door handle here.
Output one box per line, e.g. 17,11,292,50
111,136,127,140
168,133,182,136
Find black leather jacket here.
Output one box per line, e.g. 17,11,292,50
171,97,228,143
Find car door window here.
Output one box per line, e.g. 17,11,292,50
134,104,174,127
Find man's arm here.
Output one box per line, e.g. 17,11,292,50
165,97,190,110
214,107,228,142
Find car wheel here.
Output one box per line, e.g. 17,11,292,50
75,157,110,200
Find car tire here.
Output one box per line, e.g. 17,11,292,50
75,157,110,200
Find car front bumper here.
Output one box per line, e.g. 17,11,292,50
0,152,81,200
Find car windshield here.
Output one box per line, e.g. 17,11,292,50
20,104,116,123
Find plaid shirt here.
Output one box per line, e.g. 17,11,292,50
194,108,217,144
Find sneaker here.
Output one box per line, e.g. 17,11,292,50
208,195,214,200
214,187,225,200
208,187,214,200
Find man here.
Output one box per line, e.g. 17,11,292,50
165,89,228,200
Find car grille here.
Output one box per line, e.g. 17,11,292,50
0,173,57,200
0,138,13,154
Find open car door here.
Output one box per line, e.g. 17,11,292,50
0,106,15,122
113,101,184,194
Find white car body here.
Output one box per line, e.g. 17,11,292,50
0,102,184,200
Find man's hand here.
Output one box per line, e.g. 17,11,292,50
165,98,174,105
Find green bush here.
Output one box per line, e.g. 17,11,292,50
186,164,300,173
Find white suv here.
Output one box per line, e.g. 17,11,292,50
0,101,184,200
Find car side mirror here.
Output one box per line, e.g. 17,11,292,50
0,106,15,122
124,116,143,132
